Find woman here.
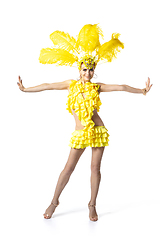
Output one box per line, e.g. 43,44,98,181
17,24,152,221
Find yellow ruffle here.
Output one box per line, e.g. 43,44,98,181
69,126,109,149
66,80,102,131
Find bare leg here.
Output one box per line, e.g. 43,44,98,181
44,147,85,219
89,147,105,221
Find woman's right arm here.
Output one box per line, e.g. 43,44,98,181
17,76,72,92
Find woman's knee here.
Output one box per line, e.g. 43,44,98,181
91,163,101,174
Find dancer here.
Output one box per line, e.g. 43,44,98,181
17,24,152,221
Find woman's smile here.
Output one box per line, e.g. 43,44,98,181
79,63,95,82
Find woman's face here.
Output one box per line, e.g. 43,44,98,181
79,63,95,81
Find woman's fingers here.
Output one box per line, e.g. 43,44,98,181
150,83,153,90
148,77,153,90
17,76,25,91
145,77,153,93
17,76,20,86
18,76,22,86
148,77,150,89
19,76,22,84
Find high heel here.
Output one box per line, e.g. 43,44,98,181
88,203,98,221
43,201,59,219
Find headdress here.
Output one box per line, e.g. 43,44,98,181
39,24,124,70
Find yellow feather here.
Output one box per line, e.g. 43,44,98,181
76,24,103,53
98,33,124,62
50,31,78,53
39,48,78,66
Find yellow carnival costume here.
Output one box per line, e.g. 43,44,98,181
66,80,109,148
39,24,124,149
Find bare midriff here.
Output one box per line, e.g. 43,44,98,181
71,109,105,130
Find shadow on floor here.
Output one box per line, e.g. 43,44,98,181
52,207,86,218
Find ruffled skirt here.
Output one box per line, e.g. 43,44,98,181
69,126,109,149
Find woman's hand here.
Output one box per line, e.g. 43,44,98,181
145,77,153,94
17,76,25,91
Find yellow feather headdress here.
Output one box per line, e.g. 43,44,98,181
39,24,124,70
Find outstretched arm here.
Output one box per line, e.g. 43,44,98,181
98,77,153,95
17,76,72,92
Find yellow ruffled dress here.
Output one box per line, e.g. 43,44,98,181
66,80,109,149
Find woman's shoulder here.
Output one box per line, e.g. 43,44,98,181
95,82,106,92
69,79,78,86
67,79,78,92
95,82,104,86
91,82,102,91
70,79,77,83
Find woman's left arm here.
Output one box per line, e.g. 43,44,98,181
98,77,153,95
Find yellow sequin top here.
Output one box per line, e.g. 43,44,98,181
66,80,102,133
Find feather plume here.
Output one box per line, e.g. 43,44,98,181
98,33,124,62
50,31,78,54
76,24,103,53
39,25,124,68
39,48,78,66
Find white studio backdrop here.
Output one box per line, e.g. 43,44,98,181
0,0,160,239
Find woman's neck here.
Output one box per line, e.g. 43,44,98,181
80,78,91,85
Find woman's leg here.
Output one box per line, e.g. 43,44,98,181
44,147,85,219
89,147,105,221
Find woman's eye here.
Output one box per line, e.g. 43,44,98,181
83,69,87,72
90,68,94,72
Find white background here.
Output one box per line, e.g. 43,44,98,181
0,0,160,239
